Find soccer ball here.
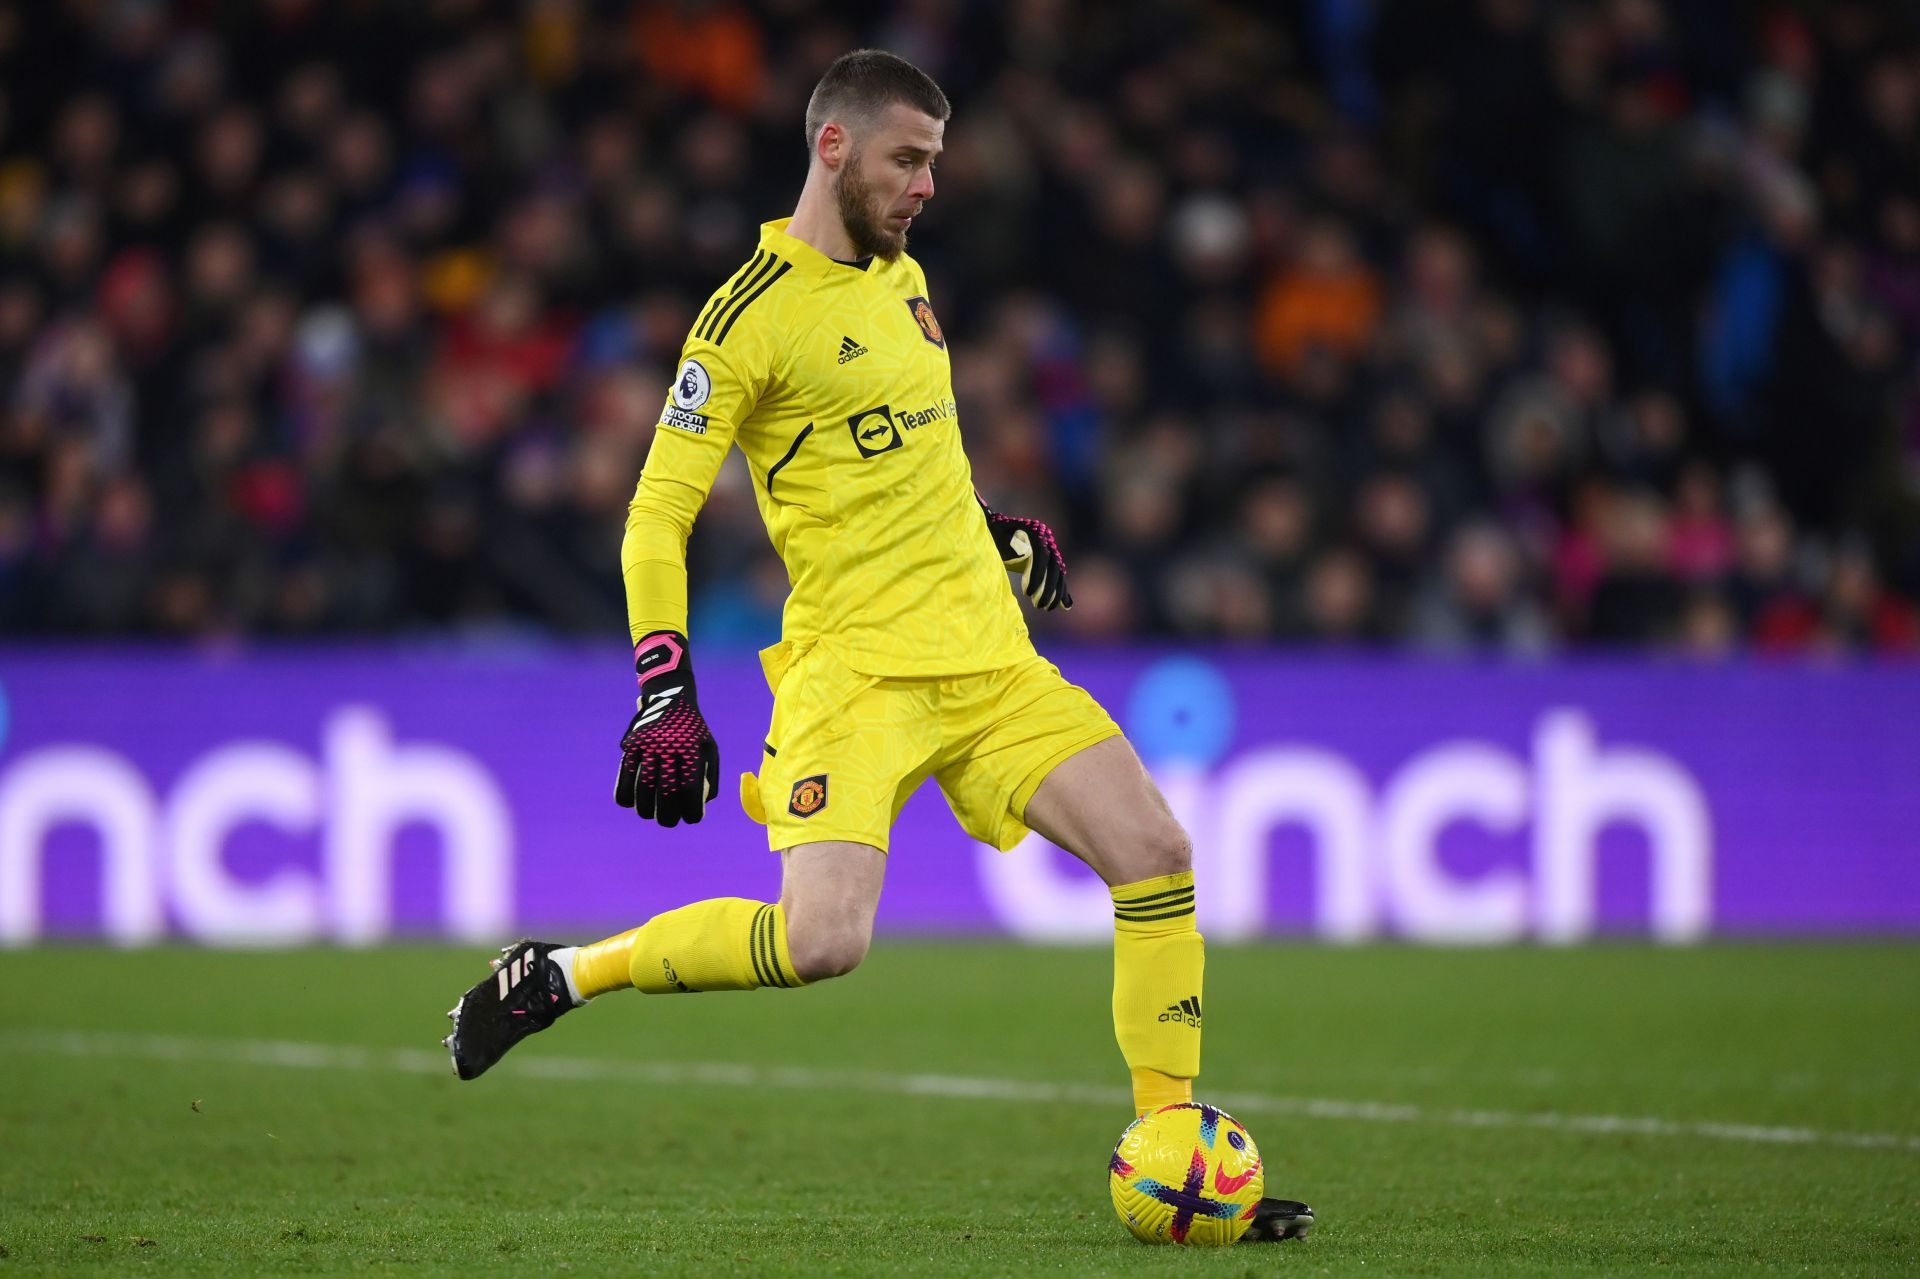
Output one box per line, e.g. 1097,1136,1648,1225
1108,1102,1264,1245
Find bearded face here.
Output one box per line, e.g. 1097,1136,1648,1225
816,102,940,261
832,145,909,262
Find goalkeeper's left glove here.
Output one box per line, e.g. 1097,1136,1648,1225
982,501,1073,611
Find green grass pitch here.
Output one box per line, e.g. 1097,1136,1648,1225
1,943,1916,1276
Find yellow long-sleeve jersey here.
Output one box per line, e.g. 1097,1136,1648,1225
622,218,1034,677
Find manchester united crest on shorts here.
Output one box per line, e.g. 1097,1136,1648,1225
905,296,945,349
789,774,828,818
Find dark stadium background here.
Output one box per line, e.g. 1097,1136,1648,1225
1,0,1915,653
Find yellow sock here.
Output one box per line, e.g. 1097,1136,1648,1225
572,927,641,998
1131,1067,1194,1114
1111,870,1203,1116
570,898,803,997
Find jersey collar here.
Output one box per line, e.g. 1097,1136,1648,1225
761,218,887,279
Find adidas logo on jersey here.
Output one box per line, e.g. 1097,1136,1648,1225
837,335,869,364
1159,995,1203,1027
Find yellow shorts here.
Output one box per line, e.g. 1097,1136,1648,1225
739,640,1122,854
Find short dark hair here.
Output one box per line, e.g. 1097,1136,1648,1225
803,49,950,151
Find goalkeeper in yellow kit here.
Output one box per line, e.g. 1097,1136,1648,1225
444,48,1307,1243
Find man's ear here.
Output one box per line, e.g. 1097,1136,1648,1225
816,121,847,171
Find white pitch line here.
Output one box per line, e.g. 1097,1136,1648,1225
7,1029,1917,1155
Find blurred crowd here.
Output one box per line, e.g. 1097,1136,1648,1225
2,0,1918,656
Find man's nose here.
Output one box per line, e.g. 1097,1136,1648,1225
908,166,935,201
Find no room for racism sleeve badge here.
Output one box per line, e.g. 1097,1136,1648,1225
789,774,828,818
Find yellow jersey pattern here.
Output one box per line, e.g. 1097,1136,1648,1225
623,218,1033,678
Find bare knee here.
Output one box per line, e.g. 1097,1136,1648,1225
777,841,885,983
1024,738,1196,886
1074,818,1193,889
784,916,872,983
1139,822,1193,879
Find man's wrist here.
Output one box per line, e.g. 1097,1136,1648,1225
634,630,691,690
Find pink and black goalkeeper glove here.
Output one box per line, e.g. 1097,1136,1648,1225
615,630,720,827
982,503,1073,612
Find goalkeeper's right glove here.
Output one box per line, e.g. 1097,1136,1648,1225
982,502,1073,612
615,630,720,828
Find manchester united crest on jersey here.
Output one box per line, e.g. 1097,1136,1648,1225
905,295,945,348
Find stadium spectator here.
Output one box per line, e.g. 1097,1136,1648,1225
0,0,1912,660
1412,520,1551,655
